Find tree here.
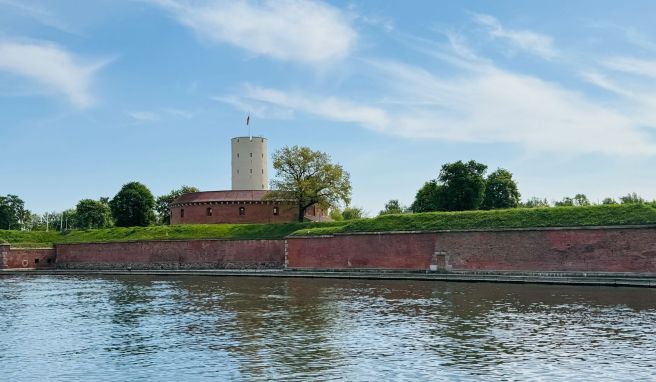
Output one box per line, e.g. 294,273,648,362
481,169,520,210
573,194,590,206
268,146,351,222
329,208,344,221
0,194,25,230
620,192,645,204
602,197,618,205
521,197,550,208
75,199,112,229
438,160,488,211
379,199,408,216
156,185,200,224
555,197,574,207
342,207,365,220
109,182,156,227
411,180,444,213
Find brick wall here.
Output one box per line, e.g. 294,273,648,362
438,228,656,273
56,239,285,270
286,233,437,270
0,245,8,269
170,202,325,225
287,227,656,273
3,248,56,269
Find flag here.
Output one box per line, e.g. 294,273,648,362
246,114,250,125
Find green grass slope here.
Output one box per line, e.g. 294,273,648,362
289,204,656,236
0,221,348,248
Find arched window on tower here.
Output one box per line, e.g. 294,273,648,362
239,206,245,216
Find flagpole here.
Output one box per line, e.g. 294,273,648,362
247,112,251,140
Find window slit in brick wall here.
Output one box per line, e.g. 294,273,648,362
181,209,185,218
34,258,40,264
239,206,246,215
207,207,212,216
273,207,279,216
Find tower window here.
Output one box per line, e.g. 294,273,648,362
261,153,264,158
273,207,279,216
237,169,239,174
250,152,252,157
261,169,264,174
181,209,185,218
239,206,245,215
206,207,212,216
250,169,252,174
237,153,239,158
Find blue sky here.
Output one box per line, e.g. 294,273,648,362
3,0,656,215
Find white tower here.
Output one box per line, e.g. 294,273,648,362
231,136,268,190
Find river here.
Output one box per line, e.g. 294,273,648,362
1,275,654,381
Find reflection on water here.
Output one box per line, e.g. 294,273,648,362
1,275,655,381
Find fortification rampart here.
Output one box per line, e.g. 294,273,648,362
286,226,656,274
56,239,285,270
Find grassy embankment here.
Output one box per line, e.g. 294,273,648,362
2,204,656,247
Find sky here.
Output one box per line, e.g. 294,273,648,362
2,0,656,215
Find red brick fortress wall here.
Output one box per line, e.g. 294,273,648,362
438,228,656,273
2,248,56,269
287,227,656,274
0,245,8,269
56,239,285,270
286,233,437,270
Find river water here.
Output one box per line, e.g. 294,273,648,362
0,275,655,381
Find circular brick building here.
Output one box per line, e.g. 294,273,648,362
170,190,326,225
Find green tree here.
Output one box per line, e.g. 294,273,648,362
555,197,574,207
573,193,590,206
109,182,156,227
620,192,645,204
379,199,407,215
481,169,520,209
268,146,351,222
75,199,112,229
438,160,488,211
342,207,365,220
602,197,618,205
0,194,25,230
329,208,344,221
156,185,200,224
411,180,444,213
521,197,550,208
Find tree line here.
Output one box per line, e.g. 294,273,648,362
0,184,200,231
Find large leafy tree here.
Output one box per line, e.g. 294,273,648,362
411,180,444,213
75,199,112,229
156,185,200,224
268,146,351,222
342,207,365,220
0,194,25,230
481,169,521,210
109,182,156,227
439,160,488,211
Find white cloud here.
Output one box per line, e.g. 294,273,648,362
128,108,195,122
222,56,656,156
0,0,77,34
128,111,159,122
152,0,356,63
0,41,107,108
471,13,558,59
604,57,656,79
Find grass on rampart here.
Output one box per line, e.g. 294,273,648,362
2,204,655,247
288,204,656,236
0,221,349,248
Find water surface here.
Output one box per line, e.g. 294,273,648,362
1,275,655,381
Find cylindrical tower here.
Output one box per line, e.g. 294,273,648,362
231,136,268,190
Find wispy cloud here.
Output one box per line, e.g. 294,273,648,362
0,0,78,35
151,0,356,63
604,57,656,79
471,13,558,59
0,40,109,108
221,37,656,156
128,108,195,122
